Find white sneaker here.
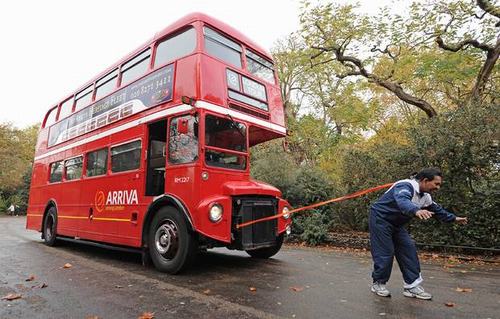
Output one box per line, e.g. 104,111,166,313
403,286,432,300
371,283,391,297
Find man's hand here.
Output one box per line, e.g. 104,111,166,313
455,216,468,225
415,210,434,220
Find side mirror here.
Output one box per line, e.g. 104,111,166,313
177,118,189,134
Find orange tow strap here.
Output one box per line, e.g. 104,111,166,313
235,182,394,229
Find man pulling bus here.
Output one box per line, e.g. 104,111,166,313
369,168,468,299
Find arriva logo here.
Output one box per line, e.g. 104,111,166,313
106,189,139,205
95,189,139,212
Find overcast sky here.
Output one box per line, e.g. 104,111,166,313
0,0,399,128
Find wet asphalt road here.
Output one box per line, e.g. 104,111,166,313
1,216,498,319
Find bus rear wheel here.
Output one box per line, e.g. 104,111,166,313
148,206,196,274
246,234,284,259
43,207,58,246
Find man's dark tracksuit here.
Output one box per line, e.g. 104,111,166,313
370,179,456,288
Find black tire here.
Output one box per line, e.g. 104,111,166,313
246,234,284,259
43,207,58,246
148,206,197,274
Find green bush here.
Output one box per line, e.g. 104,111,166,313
297,212,329,245
340,104,499,248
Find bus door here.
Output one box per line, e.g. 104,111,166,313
145,120,167,197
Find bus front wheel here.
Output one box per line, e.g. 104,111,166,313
148,206,196,274
246,234,284,259
43,207,58,246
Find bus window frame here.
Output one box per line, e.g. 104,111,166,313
119,48,152,87
84,146,110,179
48,160,64,184
64,154,84,182
202,25,243,69
153,26,198,70
43,106,59,128
58,97,75,121
74,85,94,111
245,48,276,84
94,68,119,102
202,111,249,172
109,138,143,175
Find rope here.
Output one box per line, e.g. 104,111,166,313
235,182,394,229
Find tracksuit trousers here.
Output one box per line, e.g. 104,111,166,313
369,209,423,288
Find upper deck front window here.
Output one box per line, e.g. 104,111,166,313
155,27,197,67
246,50,275,84
204,27,242,68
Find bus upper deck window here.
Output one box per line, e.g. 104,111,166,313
44,107,58,128
155,28,196,67
204,27,242,68
75,86,93,111
95,69,118,101
58,98,74,120
121,49,151,86
246,50,275,84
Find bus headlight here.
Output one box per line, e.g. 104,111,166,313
282,206,291,219
208,203,223,223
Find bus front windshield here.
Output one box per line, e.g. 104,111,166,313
205,114,247,170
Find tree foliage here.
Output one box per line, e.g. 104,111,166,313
0,123,38,214
299,0,499,117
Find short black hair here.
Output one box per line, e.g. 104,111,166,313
414,168,442,181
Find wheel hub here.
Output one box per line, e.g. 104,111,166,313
154,220,179,259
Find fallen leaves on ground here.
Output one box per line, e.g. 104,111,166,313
25,275,35,282
63,263,73,269
290,286,304,292
1,293,22,301
138,312,155,319
444,302,455,307
456,287,472,293
32,283,48,289
249,287,257,292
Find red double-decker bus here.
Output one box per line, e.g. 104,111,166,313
26,13,291,273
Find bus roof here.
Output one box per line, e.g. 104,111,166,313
154,12,273,60
49,12,273,115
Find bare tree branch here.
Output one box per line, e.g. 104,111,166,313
436,36,493,52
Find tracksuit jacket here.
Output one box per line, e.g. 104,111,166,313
369,179,456,288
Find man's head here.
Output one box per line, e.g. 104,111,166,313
415,168,443,193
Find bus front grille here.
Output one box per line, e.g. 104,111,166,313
232,197,277,250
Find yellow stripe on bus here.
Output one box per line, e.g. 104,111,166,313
27,214,130,222
92,217,131,222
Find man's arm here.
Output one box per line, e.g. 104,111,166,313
424,202,457,222
393,183,420,216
